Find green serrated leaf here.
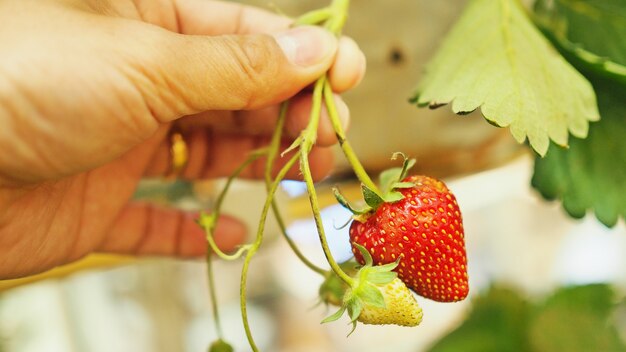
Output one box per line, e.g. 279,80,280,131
321,305,347,324
532,78,626,227
362,185,384,209
412,0,599,156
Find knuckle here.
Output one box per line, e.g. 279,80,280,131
225,35,281,108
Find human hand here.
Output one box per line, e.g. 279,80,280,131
0,0,365,278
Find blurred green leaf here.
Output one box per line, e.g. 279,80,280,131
531,0,626,227
534,0,626,84
529,284,625,352
412,0,599,156
429,284,626,352
428,286,531,352
532,73,626,227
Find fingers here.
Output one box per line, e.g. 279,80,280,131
170,0,366,93
172,0,292,35
144,130,335,181
176,93,350,146
329,36,366,93
130,25,338,121
100,203,246,257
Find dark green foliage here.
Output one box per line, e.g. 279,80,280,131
428,284,626,352
532,0,626,227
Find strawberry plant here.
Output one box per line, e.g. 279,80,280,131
194,0,471,350
192,0,624,350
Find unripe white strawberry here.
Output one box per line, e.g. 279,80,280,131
357,278,423,326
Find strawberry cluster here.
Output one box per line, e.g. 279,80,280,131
325,154,470,328
350,175,469,302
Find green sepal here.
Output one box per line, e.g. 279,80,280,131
362,185,384,209
347,319,358,337
321,305,347,324
318,262,356,307
392,152,415,181
347,299,363,323
358,283,386,309
332,187,370,215
382,191,404,203
377,152,417,204
352,243,373,266
379,167,403,195
366,271,398,285
392,181,416,189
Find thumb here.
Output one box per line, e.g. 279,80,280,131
137,26,338,121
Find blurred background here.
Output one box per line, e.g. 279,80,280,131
1,0,624,351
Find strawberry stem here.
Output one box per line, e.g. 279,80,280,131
240,152,300,352
293,7,332,26
300,147,354,286
200,148,268,260
294,0,355,287
206,254,225,340
265,103,326,276
323,80,381,196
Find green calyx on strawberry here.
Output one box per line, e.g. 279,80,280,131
336,153,469,303
318,261,357,307
322,244,423,331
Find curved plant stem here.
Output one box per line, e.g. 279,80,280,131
240,153,300,352
323,80,381,195
265,103,327,275
298,76,354,286
201,148,267,260
300,149,354,286
294,7,332,26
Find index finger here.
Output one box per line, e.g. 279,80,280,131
173,0,292,35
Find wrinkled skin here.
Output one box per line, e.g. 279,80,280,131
0,0,366,278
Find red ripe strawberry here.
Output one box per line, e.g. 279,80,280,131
349,175,468,302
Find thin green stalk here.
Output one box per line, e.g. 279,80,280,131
294,7,332,26
206,252,224,339
297,76,354,285
323,80,381,195
202,148,267,261
264,103,327,275
299,149,354,286
325,0,350,33
291,0,355,286
240,153,300,352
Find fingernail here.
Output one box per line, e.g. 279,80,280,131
274,26,336,67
